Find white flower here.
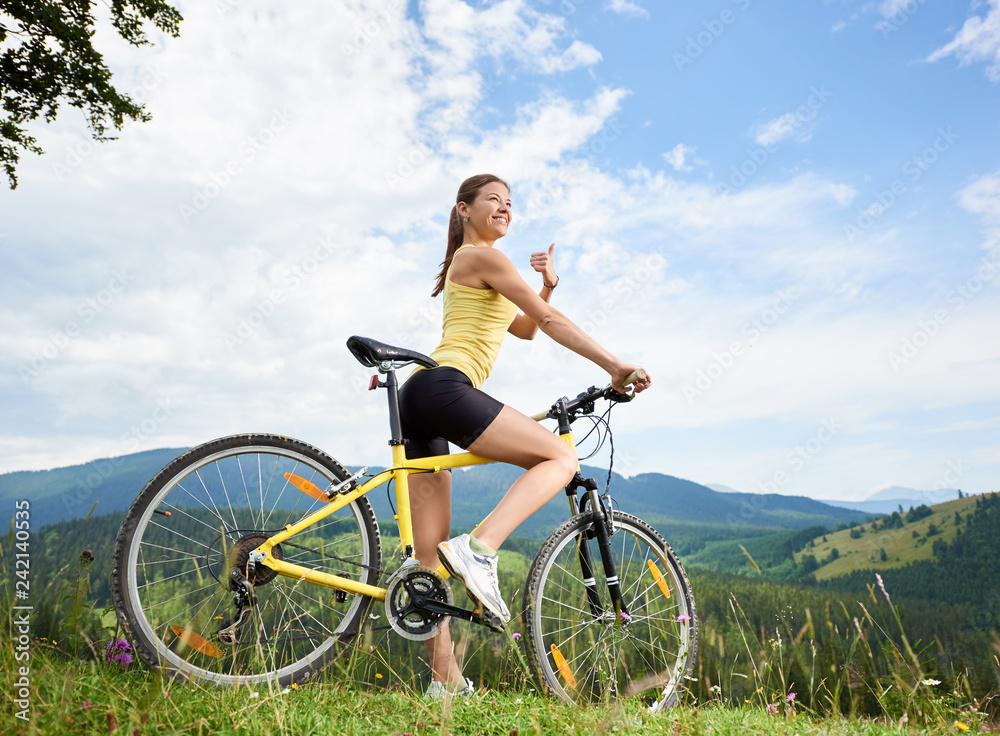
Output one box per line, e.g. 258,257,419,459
922,678,941,686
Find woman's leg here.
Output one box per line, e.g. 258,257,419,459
408,471,465,685
465,405,578,550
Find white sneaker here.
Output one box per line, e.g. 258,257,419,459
424,678,475,698
437,534,510,629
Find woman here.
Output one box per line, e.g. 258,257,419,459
399,173,651,696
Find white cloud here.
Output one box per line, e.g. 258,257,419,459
663,143,695,172
927,0,1000,81
605,0,649,19
536,39,603,73
957,169,1000,250
3,0,998,501
754,109,817,147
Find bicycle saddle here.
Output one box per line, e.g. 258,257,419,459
347,336,438,369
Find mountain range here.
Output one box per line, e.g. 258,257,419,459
2,447,873,538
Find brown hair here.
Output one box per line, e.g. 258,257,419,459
431,174,510,297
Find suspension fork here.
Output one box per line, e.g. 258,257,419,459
553,399,626,620
565,473,625,618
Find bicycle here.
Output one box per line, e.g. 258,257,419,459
111,336,698,709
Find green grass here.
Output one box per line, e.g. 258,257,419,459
3,647,991,736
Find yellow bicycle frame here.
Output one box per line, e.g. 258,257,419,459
253,430,580,602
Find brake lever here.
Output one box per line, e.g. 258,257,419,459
605,386,635,403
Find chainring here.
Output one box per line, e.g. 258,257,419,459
384,564,454,641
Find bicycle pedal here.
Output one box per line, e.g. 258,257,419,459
472,606,506,634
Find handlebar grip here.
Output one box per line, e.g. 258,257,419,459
530,410,550,422
623,368,647,386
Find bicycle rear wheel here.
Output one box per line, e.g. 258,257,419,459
111,434,381,686
522,510,697,710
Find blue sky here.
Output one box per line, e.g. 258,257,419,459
2,0,998,503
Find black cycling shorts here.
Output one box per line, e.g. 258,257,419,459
398,366,504,460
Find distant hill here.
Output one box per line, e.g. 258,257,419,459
811,492,1000,609
1,447,863,539
794,494,982,581
0,448,189,529
816,485,961,515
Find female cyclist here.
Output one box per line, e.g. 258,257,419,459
399,173,651,695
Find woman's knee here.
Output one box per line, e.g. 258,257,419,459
550,444,578,484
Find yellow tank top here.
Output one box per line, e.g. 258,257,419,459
420,244,518,389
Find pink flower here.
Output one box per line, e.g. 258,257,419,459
512,632,521,640
676,615,691,622
787,692,796,702
620,611,631,621
82,700,91,709
767,704,778,715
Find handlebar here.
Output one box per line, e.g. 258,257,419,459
531,369,647,422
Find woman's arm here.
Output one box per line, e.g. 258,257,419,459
470,247,651,392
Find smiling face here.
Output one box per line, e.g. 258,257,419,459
459,181,511,244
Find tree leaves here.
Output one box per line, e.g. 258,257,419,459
0,0,182,188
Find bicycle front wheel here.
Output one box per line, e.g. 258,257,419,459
523,510,697,710
111,434,382,686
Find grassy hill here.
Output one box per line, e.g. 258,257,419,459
793,494,981,581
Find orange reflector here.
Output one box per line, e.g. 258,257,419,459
284,472,328,502
550,644,577,689
171,626,224,658
647,560,671,599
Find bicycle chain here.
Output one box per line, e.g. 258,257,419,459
278,538,387,577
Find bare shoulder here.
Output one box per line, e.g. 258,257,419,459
461,245,516,272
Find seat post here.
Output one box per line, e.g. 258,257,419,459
384,368,405,445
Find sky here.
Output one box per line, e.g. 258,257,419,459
2,0,999,504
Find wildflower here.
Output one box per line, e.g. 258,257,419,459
104,639,134,670
767,704,778,715
922,678,942,686
82,700,92,709
955,723,969,732
512,632,521,640
80,549,95,564
677,615,691,622
620,611,631,622
281,688,290,695
375,673,383,679
787,692,796,702
291,683,298,690
710,685,722,694
250,692,259,699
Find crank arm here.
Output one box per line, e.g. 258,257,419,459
414,597,480,622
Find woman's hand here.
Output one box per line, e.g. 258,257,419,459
611,363,652,394
530,243,558,288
